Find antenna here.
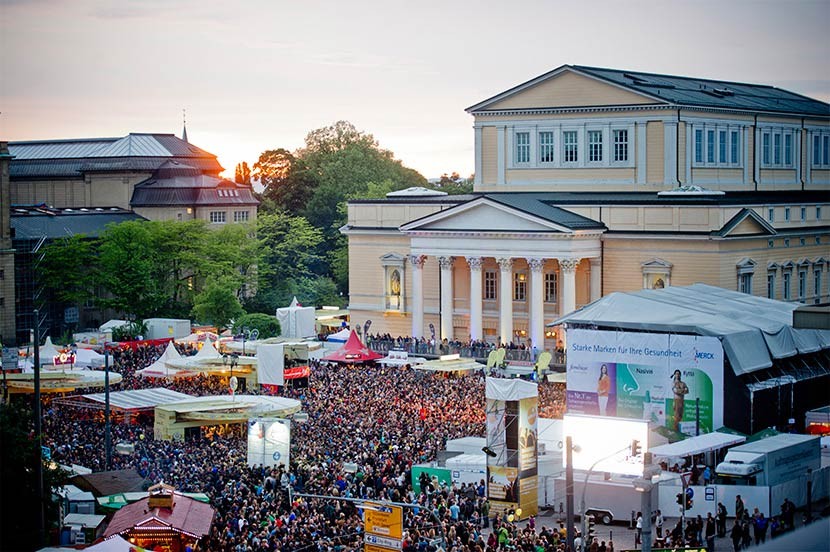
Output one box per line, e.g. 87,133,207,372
181,108,188,143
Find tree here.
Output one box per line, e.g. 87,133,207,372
233,313,281,338
1,402,67,552
191,277,245,330
253,149,314,215
234,161,251,185
37,234,98,304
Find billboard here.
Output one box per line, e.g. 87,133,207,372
562,414,649,475
247,418,290,467
485,378,538,518
566,329,724,435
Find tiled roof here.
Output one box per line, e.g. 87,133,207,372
103,495,215,538
10,207,146,240
131,173,259,207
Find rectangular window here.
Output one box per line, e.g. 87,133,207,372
739,273,753,294
707,130,715,163
563,131,578,163
817,206,822,219
544,273,558,303
515,132,530,164
783,272,791,300
767,272,776,299
784,238,790,247
798,270,807,300
800,237,806,246
814,135,821,165
763,132,771,165
613,129,628,162
815,270,822,304
785,134,792,166
513,273,527,301
785,207,790,222
484,270,497,300
539,131,555,163
0,269,3,280
730,130,740,164
719,130,727,163
234,210,249,222
824,135,830,165
695,129,703,163
768,239,775,249
773,133,782,165
209,211,226,224
768,208,774,222
801,207,806,221
588,130,603,162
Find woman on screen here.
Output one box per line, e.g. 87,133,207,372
597,364,611,416
671,369,689,431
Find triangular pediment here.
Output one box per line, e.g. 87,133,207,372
641,258,673,270
718,209,776,237
467,66,661,112
400,198,573,234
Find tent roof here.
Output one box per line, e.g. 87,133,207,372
326,327,351,342
83,388,194,411
103,494,215,539
649,431,747,457
321,330,383,363
552,283,830,375
416,357,485,372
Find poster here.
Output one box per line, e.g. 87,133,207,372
247,418,291,467
566,329,723,435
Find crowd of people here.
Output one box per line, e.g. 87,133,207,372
40,341,577,551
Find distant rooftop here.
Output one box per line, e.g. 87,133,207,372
10,205,145,240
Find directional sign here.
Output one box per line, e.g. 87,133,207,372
364,502,403,539
364,534,402,550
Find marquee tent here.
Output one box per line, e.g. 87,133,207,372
325,327,351,342
648,431,747,458
37,336,62,365
73,347,105,368
321,330,383,363
167,337,221,369
276,296,316,339
134,341,189,379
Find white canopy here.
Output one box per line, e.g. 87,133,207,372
135,341,186,379
276,296,316,338
649,431,747,458
377,350,426,366
38,337,61,365
554,283,830,375
416,357,485,372
326,327,351,342
83,387,193,410
167,337,223,369
99,319,129,332
73,348,105,368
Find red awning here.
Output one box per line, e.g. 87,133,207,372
321,330,383,363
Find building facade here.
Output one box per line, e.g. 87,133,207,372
0,143,15,347
343,65,830,351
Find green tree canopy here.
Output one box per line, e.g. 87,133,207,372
192,277,245,330
38,234,99,304
233,313,281,338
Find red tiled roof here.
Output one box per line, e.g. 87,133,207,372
103,494,215,539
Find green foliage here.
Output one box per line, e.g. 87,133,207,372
0,402,67,551
37,235,99,304
233,313,281,338
192,277,245,330
111,321,148,342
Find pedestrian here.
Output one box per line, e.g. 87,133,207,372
735,495,745,521
730,520,742,552
655,509,664,539
741,518,752,549
717,502,728,537
753,512,768,545
635,511,643,546
706,512,716,552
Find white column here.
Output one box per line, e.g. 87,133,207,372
528,258,545,351
497,257,513,344
409,255,425,338
438,256,454,340
664,121,678,186
559,258,580,315
496,126,506,186
589,258,602,303
474,126,483,187
637,122,647,184
467,257,483,341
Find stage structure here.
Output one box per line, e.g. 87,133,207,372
247,418,291,468
485,377,539,519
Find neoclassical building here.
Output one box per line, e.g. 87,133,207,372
342,65,829,351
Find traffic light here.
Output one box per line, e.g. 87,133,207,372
586,514,596,542
631,439,642,456
676,493,683,506
685,495,693,510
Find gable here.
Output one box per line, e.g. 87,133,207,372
719,209,776,237
484,70,659,111
407,202,566,233
729,217,769,236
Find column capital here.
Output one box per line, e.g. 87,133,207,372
408,254,426,268
437,256,455,269
497,257,513,272
528,258,545,272
558,258,580,273
466,256,484,271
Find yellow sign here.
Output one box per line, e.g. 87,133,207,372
364,502,403,541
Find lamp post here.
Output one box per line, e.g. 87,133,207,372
223,353,238,399
104,348,112,470
32,308,45,548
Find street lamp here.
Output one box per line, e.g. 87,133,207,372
223,353,239,398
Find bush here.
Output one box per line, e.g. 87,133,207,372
233,313,281,338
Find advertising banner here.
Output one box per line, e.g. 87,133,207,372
257,343,285,388
566,329,724,435
247,418,291,468
485,378,538,518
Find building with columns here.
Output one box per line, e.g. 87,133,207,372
344,65,829,350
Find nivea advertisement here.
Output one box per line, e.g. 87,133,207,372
566,329,723,435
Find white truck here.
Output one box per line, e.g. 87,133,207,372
715,433,820,486
554,475,656,525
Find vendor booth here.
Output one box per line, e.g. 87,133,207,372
321,330,383,363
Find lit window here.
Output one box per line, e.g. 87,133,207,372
613,129,629,162
544,273,558,303
484,270,497,300
209,211,226,224
539,131,555,163
588,130,603,162
513,272,527,301
563,131,578,163
515,132,530,164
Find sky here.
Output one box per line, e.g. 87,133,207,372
1,0,829,180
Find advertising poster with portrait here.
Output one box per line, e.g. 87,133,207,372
566,329,723,435
485,378,539,518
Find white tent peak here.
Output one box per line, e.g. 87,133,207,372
193,337,220,360
290,296,301,307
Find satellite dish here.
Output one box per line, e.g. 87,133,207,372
229,376,238,392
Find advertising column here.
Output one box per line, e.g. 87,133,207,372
485,378,539,519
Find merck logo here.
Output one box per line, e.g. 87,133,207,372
695,351,715,360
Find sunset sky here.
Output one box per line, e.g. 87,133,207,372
2,0,828,179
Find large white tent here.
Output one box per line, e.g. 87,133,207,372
73,348,105,368
135,341,187,379
276,296,316,339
